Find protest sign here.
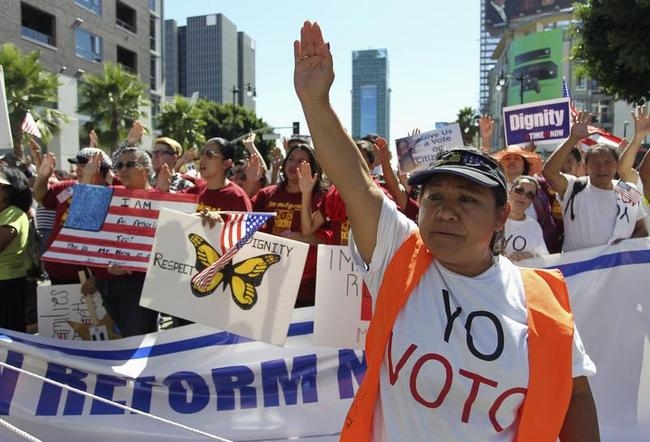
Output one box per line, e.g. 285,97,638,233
314,245,372,349
141,208,309,346
0,66,12,150
503,97,571,147
36,283,118,341
395,124,463,174
42,184,198,272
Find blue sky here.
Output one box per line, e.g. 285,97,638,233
164,0,480,147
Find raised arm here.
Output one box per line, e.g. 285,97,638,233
297,161,325,236
543,111,593,199
294,21,383,263
33,153,56,203
479,115,494,152
639,148,650,201
242,133,269,172
619,105,650,183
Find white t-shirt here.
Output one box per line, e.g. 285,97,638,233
349,197,596,442
560,175,647,252
504,216,549,259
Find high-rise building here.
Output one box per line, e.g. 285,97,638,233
164,14,255,110
0,0,163,160
351,49,390,141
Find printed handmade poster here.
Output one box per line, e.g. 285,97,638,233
313,245,372,349
141,208,309,346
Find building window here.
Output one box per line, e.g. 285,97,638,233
591,100,610,124
150,15,157,51
150,57,157,90
117,46,137,73
148,0,157,12
21,3,56,47
116,1,137,33
75,28,102,62
574,99,587,112
575,76,587,90
75,0,101,15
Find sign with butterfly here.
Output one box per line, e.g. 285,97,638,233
140,208,309,346
313,245,373,350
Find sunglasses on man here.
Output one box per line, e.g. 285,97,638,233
115,160,142,170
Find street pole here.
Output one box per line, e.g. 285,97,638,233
518,74,524,104
232,86,240,105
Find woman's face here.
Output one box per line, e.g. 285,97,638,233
508,179,536,215
283,149,311,182
116,152,149,189
500,154,525,180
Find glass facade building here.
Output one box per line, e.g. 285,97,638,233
352,49,389,141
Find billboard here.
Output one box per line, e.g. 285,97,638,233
506,28,564,106
484,0,581,37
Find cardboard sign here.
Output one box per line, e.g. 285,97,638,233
395,124,464,174
503,97,571,147
140,208,309,346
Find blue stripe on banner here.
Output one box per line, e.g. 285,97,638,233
545,248,650,277
0,320,315,361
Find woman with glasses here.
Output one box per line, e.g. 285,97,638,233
251,143,330,307
81,148,160,337
504,175,549,261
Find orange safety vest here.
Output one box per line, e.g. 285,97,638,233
340,231,574,442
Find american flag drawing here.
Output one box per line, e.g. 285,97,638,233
562,77,622,150
614,179,642,206
42,184,198,272
191,212,275,289
21,111,42,138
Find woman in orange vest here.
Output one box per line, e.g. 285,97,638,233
293,21,600,441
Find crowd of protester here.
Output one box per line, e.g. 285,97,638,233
2,94,650,338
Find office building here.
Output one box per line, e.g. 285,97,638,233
351,49,390,141
164,14,255,110
0,0,163,160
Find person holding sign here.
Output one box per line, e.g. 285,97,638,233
293,21,599,441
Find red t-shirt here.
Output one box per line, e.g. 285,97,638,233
251,185,328,307
185,180,252,212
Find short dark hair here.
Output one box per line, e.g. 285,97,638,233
0,166,32,213
584,144,617,163
355,140,375,167
569,147,582,163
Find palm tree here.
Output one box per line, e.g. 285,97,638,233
456,106,481,147
78,63,149,152
0,43,65,158
156,95,206,151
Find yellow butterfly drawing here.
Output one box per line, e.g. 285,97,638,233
188,233,280,310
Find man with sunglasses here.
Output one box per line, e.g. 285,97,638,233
151,137,195,192
33,148,114,285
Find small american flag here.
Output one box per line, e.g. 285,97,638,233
614,179,642,206
21,111,42,138
562,76,572,100
192,211,275,289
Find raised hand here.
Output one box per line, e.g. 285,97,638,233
479,115,494,140
246,153,264,182
632,104,650,139
243,132,256,149
297,161,317,193
38,153,56,179
28,138,43,168
156,163,172,192
569,111,596,140
88,129,99,147
408,128,421,137
372,136,391,165
294,21,334,104
81,152,102,183
127,120,144,146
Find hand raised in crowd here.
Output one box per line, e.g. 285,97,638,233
478,115,494,152
88,129,99,147
372,136,392,166
297,161,317,193
617,138,629,154
293,21,334,104
156,163,172,192
243,132,256,149
246,153,264,182
127,120,144,146
280,136,290,156
81,152,103,183
631,104,650,139
408,128,421,137
569,111,596,140
524,139,537,152
28,138,43,169
37,152,56,178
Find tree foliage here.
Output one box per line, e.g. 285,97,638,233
156,95,206,151
572,0,650,103
456,106,480,146
78,63,149,151
197,100,274,161
0,43,65,157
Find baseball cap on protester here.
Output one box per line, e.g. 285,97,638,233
67,147,113,170
408,148,507,197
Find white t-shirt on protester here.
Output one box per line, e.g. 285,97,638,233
504,216,549,258
560,175,646,252
349,196,596,442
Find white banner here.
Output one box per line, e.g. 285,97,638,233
1,239,649,441
141,208,309,346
